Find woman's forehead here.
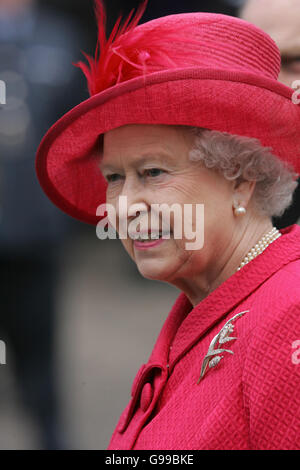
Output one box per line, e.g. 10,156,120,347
103,123,188,143
101,124,192,165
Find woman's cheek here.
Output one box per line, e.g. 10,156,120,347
106,183,122,201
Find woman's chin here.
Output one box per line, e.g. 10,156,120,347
136,259,174,281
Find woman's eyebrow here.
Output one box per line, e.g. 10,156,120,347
99,152,174,172
98,161,114,172
281,54,300,64
137,153,174,166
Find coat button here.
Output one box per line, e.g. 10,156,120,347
140,382,153,412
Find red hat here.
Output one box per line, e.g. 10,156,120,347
35,0,300,225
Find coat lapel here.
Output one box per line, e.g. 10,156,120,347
148,224,300,373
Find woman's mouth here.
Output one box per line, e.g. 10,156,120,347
133,231,171,250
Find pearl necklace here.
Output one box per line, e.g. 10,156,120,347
236,226,281,272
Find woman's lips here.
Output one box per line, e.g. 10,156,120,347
133,236,169,250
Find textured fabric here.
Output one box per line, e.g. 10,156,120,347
35,6,300,225
108,224,300,450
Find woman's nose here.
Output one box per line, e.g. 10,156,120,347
116,178,150,229
118,176,146,212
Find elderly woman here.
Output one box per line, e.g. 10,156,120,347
36,1,300,450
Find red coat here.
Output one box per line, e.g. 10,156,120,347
108,224,300,450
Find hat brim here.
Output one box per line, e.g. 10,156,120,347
35,67,300,225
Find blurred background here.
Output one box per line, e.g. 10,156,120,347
0,0,299,449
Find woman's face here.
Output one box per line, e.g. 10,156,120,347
101,124,237,288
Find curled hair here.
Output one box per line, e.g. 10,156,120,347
185,127,299,218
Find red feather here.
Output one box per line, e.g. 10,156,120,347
74,0,204,96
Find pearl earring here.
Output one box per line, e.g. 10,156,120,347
234,205,246,216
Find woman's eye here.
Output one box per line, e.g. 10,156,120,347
106,169,164,182
144,168,164,177
281,56,300,74
106,174,121,183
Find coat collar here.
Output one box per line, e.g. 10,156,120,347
148,224,300,372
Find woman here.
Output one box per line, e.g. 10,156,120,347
35,1,300,450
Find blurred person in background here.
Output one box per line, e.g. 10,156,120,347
240,0,300,228
0,0,86,449
104,0,239,23
36,1,300,449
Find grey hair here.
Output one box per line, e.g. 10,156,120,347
185,126,299,218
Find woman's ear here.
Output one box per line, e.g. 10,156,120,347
233,179,256,209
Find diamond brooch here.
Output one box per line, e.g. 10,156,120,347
197,310,249,384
